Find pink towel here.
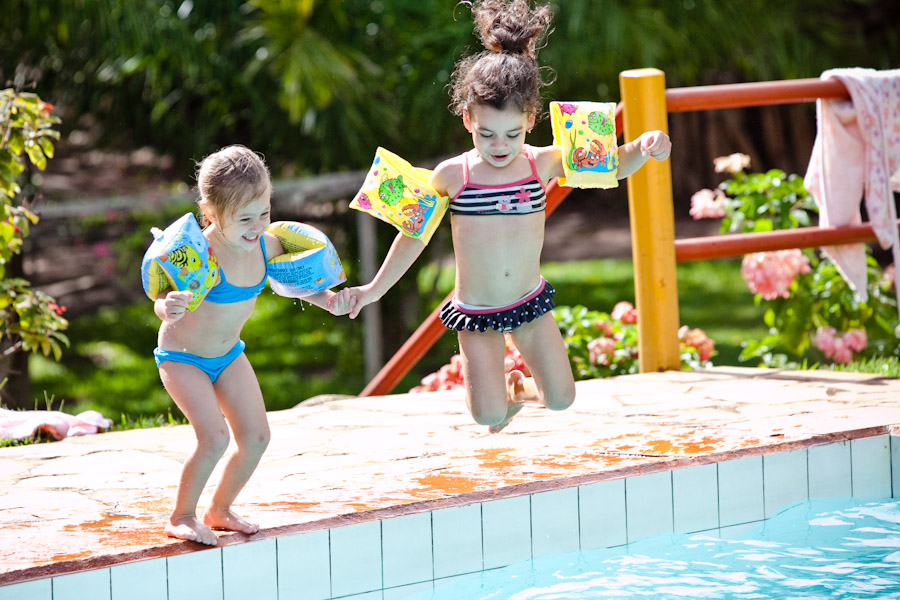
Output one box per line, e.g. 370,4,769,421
0,408,113,441
803,68,900,329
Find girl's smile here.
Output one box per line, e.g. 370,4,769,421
211,196,272,251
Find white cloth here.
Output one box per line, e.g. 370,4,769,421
0,408,113,441
803,68,900,315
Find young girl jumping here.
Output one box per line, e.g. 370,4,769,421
347,0,670,433
154,145,351,545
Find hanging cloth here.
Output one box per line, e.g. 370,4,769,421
803,68,900,333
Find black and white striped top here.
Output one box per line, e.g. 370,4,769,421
449,146,547,216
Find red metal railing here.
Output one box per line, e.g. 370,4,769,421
676,220,900,262
360,76,868,397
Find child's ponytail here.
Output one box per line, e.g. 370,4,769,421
449,0,555,117
472,0,552,61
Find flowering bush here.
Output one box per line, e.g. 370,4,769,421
1,89,69,365
740,249,811,300
691,153,899,366
410,302,715,392
410,336,530,392
555,303,714,380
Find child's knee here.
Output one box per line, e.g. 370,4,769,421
237,426,270,457
197,427,231,458
470,402,507,427
544,386,575,411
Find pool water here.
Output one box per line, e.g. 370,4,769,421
422,498,900,599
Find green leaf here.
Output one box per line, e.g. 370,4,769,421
37,137,55,159
6,131,24,156
24,142,47,170
752,219,774,232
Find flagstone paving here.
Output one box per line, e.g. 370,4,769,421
1,366,898,585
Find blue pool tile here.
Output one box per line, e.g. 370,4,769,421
330,520,382,598
382,512,433,589
482,495,531,570
223,539,277,600
851,435,892,499
718,520,763,539
334,591,382,599
892,436,900,498
579,479,626,549
277,530,331,600
626,471,673,543
52,568,111,600
764,449,809,518
808,441,852,497
718,455,764,527
673,463,719,533
432,503,483,578
167,548,223,600
383,581,433,599
110,558,167,600
0,579,51,600
531,487,579,557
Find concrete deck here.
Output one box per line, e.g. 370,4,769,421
2,366,899,585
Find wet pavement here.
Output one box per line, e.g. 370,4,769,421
2,366,898,584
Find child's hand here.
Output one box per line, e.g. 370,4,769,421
162,290,194,322
325,288,356,316
347,285,377,320
639,130,672,161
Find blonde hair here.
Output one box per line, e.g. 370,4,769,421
196,145,271,227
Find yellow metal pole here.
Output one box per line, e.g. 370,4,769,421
619,68,680,372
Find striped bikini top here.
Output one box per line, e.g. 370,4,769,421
204,238,269,304
449,146,547,216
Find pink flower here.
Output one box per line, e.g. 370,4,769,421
587,337,617,366
594,320,615,336
882,263,896,291
92,241,111,258
814,326,866,364
741,249,811,300
611,301,637,324
842,328,867,353
689,189,726,220
678,326,715,361
831,338,853,364
713,153,751,174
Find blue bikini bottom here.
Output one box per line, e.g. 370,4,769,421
154,340,246,383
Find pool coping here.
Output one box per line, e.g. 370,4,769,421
2,367,899,593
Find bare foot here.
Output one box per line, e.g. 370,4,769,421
489,370,529,434
203,508,260,535
166,515,218,546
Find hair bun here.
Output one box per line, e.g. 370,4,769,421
472,0,552,59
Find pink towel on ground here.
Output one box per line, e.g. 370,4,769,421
803,68,900,320
0,408,113,441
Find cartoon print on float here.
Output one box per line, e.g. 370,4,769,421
350,147,449,244
141,213,219,311
559,104,617,174
549,101,619,189
164,243,208,293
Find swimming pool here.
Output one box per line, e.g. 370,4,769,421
3,434,897,600
420,497,900,599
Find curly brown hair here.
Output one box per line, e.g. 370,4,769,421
449,0,554,117
195,145,271,227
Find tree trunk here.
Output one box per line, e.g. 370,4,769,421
0,251,32,410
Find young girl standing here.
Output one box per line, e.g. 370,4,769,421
155,145,351,545
348,0,670,433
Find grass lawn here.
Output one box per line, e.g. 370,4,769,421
28,257,767,422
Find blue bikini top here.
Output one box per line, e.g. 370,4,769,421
204,238,269,304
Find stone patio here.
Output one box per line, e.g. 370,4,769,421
2,366,899,586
